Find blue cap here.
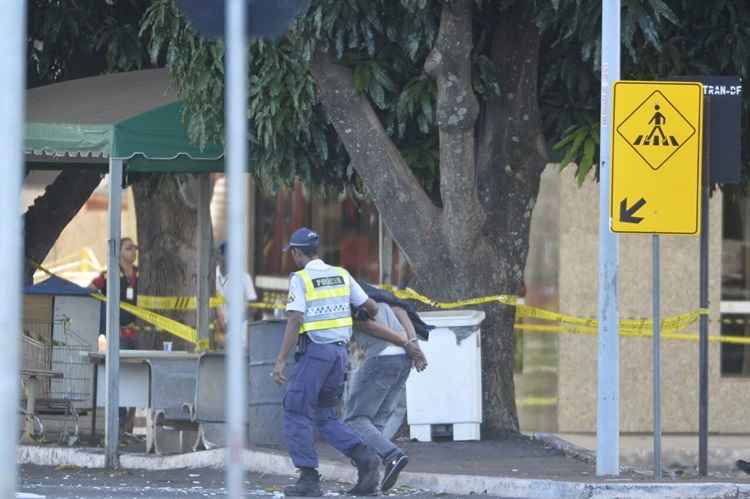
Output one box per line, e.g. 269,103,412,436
284,227,320,251
217,241,227,255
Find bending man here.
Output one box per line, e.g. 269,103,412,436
347,298,428,493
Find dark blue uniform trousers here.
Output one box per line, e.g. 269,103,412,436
283,340,362,468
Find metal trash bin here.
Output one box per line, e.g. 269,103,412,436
248,320,294,447
405,310,485,441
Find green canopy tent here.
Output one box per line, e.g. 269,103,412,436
25,68,224,173
24,69,224,450
24,67,224,338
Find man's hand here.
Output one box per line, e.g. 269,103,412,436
404,342,428,372
413,353,428,372
272,358,287,385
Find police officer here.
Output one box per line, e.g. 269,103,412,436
272,227,381,497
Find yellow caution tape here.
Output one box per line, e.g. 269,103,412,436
720,317,750,325
81,269,746,346
90,293,203,347
515,323,750,345
136,294,286,311
132,320,221,333
135,295,224,311
515,304,706,333
381,285,518,309
380,284,707,334
136,284,712,336
516,396,558,408
32,259,211,351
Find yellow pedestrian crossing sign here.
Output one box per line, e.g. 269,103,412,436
610,81,704,234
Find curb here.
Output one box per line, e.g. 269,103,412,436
530,433,750,472
17,445,750,498
529,432,596,465
621,447,750,471
18,446,105,468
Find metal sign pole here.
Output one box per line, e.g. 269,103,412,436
698,97,712,477
196,175,212,344
105,159,123,468
652,235,662,479
225,0,249,496
0,1,26,495
597,0,621,476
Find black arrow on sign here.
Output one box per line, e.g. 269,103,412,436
620,197,646,224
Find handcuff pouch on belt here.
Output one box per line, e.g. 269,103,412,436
295,334,310,362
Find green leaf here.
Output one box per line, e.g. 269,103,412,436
559,127,587,169
369,81,386,109
552,125,579,151
637,12,661,49
647,0,679,25
405,32,420,60
370,63,397,92
579,137,595,178
353,64,369,92
420,92,433,125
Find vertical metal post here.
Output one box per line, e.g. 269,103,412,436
652,235,662,479
197,174,212,344
698,97,711,477
596,0,621,477
226,0,248,496
105,158,123,468
0,1,25,495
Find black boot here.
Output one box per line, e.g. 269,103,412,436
347,444,380,496
284,467,322,497
381,450,408,493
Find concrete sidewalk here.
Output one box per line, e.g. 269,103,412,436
16,434,750,498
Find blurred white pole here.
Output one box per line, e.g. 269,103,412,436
225,0,248,496
0,1,26,496
104,159,123,468
596,0,621,476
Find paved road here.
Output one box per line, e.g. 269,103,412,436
19,465,513,498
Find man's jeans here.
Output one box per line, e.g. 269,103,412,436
345,354,412,459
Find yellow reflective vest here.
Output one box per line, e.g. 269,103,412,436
295,266,353,334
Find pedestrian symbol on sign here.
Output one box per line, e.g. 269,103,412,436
633,104,679,146
616,90,696,171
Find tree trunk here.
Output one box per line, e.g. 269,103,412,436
24,169,103,282
132,173,212,350
411,249,527,436
309,1,547,435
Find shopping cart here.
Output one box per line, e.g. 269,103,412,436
20,334,53,442
20,318,93,445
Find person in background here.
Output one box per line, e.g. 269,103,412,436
214,240,258,348
88,237,139,435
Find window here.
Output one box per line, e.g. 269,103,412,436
720,185,750,376
253,181,411,286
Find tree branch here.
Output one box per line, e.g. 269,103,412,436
424,0,484,256
24,169,103,282
310,49,440,267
